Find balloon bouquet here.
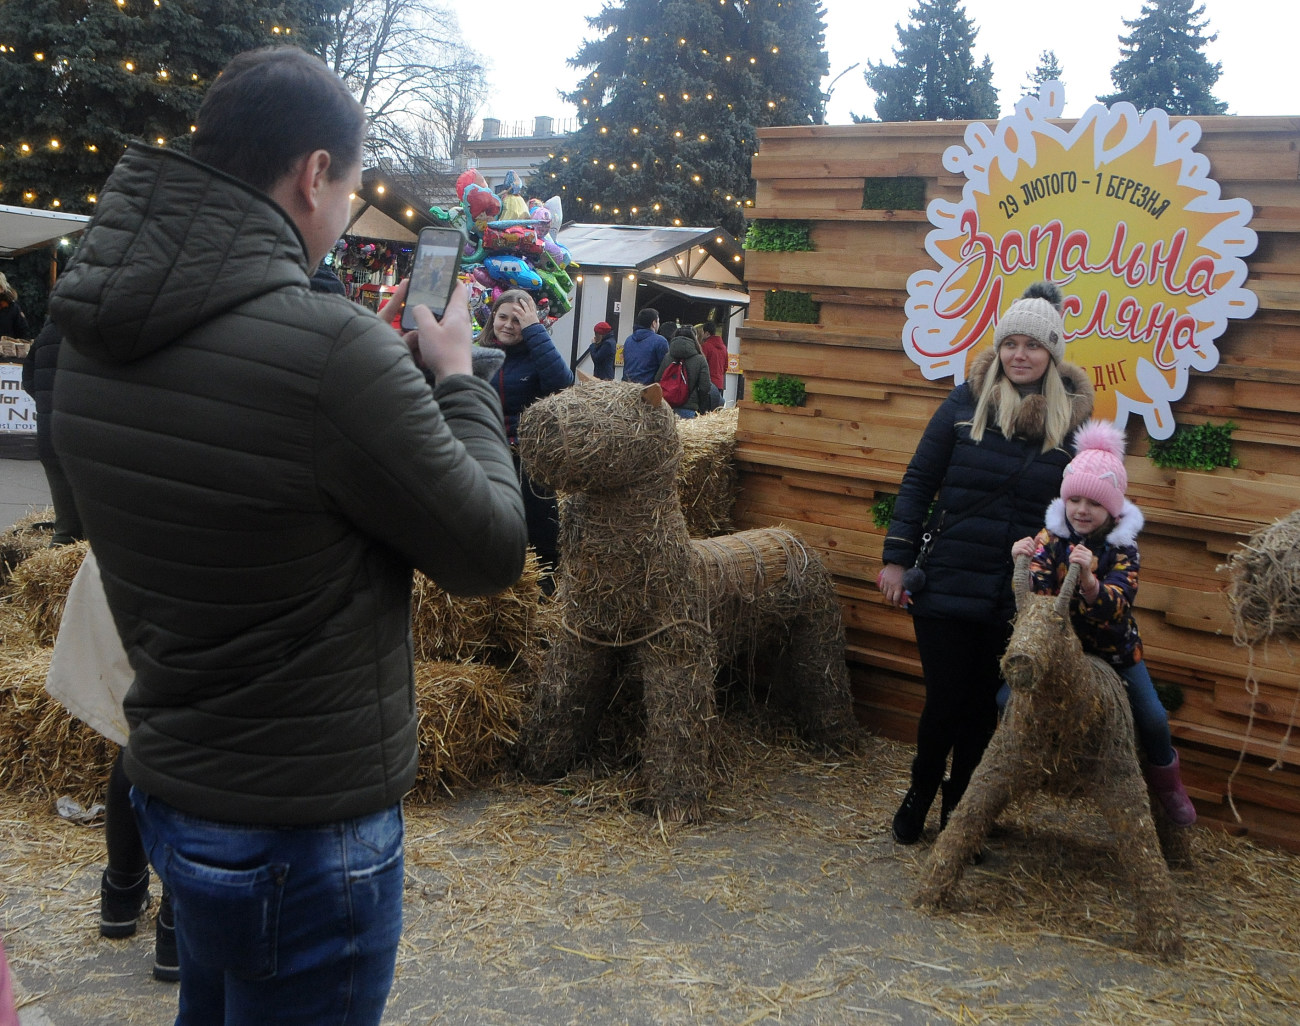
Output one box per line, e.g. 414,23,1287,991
430,168,577,335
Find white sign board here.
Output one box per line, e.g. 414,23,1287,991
0,363,36,433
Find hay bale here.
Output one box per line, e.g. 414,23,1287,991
676,406,738,538
410,549,560,673
0,507,56,582
411,659,528,801
0,645,117,804
1224,509,1300,647
6,542,88,646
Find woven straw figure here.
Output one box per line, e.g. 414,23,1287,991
515,381,857,821
915,555,1186,960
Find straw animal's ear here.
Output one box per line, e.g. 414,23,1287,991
1013,553,1032,612
642,383,664,407
576,368,597,383
1055,562,1082,617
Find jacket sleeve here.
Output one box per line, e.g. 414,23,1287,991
314,315,527,596
881,391,961,567
521,322,574,395
690,355,712,410
1077,544,1139,623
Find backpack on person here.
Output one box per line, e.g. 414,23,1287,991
659,360,689,407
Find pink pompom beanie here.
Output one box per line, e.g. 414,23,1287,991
1060,419,1128,518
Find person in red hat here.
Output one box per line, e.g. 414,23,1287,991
577,321,616,379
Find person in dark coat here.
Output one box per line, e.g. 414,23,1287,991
47,48,526,1023
479,288,575,581
876,281,1094,846
577,320,616,379
655,325,714,418
21,321,82,544
621,307,668,385
309,261,347,295
0,272,30,339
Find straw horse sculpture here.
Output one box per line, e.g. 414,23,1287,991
515,381,857,821
915,555,1186,960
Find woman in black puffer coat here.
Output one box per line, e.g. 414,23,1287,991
877,282,1094,845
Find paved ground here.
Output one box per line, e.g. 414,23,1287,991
3,731,1298,1026
3,456,1298,1024
1,455,50,535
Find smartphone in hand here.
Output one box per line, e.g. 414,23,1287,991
400,226,463,331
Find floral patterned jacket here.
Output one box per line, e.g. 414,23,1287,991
1028,497,1145,668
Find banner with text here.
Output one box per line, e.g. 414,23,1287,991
903,83,1257,439
0,363,36,434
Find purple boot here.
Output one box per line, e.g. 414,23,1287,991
1146,749,1197,827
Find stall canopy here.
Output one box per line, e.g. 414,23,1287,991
557,223,744,277
0,204,91,258
346,167,438,242
650,279,750,306
554,222,748,307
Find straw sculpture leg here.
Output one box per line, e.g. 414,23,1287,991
516,640,618,782
914,736,1032,906
637,627,719,822
781,606,857,746
1094,755,1185,959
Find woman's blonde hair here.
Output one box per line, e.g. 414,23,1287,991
478,289,534,346
0,272,16,303
969,354,1074,452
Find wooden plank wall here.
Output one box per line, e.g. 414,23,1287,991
735,118,1300,852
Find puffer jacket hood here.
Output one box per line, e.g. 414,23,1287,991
667,333,702,361
50,143,309,363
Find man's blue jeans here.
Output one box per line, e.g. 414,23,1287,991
131,789,403,1026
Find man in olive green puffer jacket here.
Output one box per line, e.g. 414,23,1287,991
48,48,526,1025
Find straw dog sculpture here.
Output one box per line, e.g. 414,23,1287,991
915,555,1186,959
515,382,857,821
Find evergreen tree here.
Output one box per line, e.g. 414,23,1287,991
865,0,998,122
1022,49,1064,98
533,0,828,236
0,0,336,215
1100,0,1227,114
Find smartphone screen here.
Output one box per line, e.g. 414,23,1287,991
401,227,462,330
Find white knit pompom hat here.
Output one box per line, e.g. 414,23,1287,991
993,281,1066,364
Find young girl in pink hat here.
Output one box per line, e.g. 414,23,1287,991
1011,419,1196,826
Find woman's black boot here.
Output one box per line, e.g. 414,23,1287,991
892,765,942,844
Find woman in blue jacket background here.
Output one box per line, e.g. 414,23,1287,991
481,289,574,585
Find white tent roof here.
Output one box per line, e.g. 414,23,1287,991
0,204,91,257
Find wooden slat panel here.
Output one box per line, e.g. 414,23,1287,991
742,116,1300,850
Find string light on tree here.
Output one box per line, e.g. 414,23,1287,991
535,0,827,234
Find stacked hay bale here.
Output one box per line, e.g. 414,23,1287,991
1224,509,1300,648
1,509,55,582
0,413,744,805
0,541,117,802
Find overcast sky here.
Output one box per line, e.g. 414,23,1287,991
477,0,1297,132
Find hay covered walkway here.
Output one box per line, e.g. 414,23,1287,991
3,730,1298,1025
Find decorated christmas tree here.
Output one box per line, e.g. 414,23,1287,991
0,1,333,214
534,0,828,236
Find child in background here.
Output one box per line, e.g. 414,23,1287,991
1011,419,1196,826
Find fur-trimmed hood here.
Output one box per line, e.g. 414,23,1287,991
966,349,1094,443
1045,496,1144,548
